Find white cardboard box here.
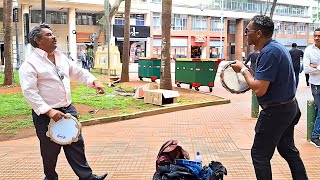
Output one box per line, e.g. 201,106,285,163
144,89,180,106
133,83,159,99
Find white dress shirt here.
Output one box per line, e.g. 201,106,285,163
19,48,97,115
303,44,320,85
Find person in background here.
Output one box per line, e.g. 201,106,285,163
86,44,95,70
303,27,320,148
289,43,304,88
80,46,87,69
19,23,107,180
231,15,308,180
245,48,260,73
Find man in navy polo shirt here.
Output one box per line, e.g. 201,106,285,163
231,15,308,180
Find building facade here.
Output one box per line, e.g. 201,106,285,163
0,0,319,66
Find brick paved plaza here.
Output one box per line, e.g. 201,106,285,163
0,73,319,180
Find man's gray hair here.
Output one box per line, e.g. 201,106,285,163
29,23,51,48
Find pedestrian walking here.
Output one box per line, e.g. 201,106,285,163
303,27,320,147
231,15,308,180
80,46,87,69
289,43,304,88
19,23,107,180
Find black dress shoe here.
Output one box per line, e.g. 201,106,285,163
89,173,108,180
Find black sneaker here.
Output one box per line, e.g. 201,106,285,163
310,138,320,148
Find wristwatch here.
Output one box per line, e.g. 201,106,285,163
240,67,249,75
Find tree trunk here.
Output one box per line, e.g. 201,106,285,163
269,0,278,20
120,0,130,82
160,0,172,90
4,0,13,85
93,0,124,55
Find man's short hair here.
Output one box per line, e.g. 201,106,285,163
250,15,274,38
315,28,320,32
292,43,297,47
29,23,51,48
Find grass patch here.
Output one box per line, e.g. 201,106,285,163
0,74,223,135
0,116,33,135
0,71,20,87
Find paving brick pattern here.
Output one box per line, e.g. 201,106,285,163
0,74,319,179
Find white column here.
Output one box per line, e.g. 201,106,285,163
68,8,77,61
21,4,31,62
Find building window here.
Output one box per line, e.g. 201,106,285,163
172,14,187,30
153,12,161,30
131,14,145,26
115,14,125,25
284,23,295,34
153,47,187,58
115,14,144,26
210,17,223,32
151,0,161,3
310,24,319,35
228,20,236,34
31,10,68,24
76,13,99,25
296,24,306,35
191,15,207,31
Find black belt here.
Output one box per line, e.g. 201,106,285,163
260,97,296,109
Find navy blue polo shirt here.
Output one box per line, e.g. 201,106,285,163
255,40,296,105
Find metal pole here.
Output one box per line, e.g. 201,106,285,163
13,2,20,70
251,90,259,118
41,0,46,23
15,19,20,70
104,0,111,85
219,0,224,59
307,99,317,141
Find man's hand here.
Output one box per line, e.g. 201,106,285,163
310,63,318,68
93,80,106,94
230,60,245,73
46,109,68,122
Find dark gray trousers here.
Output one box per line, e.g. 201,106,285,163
32,104,93,180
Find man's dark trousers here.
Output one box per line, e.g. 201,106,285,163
32,104,93,180
251,100,308,180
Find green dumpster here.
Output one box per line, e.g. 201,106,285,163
138,58,161,82
175,58,222,92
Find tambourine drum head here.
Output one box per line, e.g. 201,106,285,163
220,62,251,94
47,117,80,145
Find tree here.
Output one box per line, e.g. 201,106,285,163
160,0,172,90
3,0,13,85
120,0,131,82
269,0,278,19
259,0,277,20
93,0,124,53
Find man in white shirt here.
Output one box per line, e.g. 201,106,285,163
19,24,107,180
304,28,320,148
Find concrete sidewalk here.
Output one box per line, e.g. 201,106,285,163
0,73,319,180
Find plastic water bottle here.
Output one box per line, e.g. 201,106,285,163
195,151,202,166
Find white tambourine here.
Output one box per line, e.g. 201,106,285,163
220,62,253,94
46,114,81,145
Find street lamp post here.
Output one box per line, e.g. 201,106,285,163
13,0,21,70
219,0,224,59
